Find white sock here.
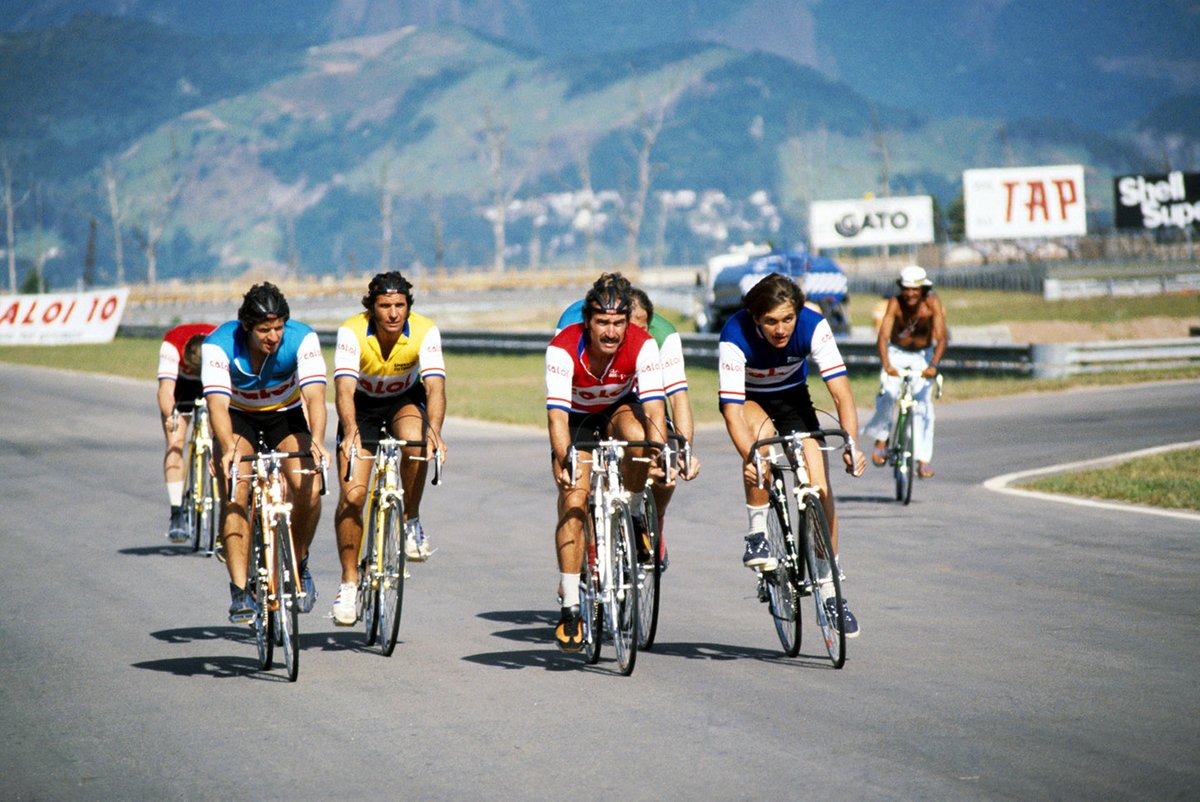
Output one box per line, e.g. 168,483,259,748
167,481,184,507
560,573,580,607
746,504,770,535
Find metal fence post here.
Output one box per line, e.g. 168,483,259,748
1031,343,1072,379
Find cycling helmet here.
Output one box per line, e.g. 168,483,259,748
237,282,290,326
583,272,632,320
361,270,414,310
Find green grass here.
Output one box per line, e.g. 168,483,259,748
3,336,1197,428
1019,448,1200,511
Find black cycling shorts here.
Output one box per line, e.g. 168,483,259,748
173,376,204,413
745,384,821,438
566,393,643,448
230,406,311,451
338,385,428,453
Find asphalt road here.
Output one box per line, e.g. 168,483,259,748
2,363,1197,800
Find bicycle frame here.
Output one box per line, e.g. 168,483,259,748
182,398,217,555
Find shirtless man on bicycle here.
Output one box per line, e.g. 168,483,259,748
718,273,866,636
863,265,947,478
202,283,330,624
545,274,666,651
157,322,216,542
331,271,447,626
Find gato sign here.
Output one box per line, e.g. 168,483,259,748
0,288,130,345
1113,171,1200,230
963,164,1087,240
809,196,934,249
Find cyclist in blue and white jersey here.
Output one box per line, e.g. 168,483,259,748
202,283,330,624
719,273,866,636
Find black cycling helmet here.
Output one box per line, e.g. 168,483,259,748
583,272,632,321
361,270,414,311
238,282,290,326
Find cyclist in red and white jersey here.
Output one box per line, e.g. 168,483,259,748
545,274,666,651
157,322,216,542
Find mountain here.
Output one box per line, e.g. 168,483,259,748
4,0,1197,133
0,7,1195,288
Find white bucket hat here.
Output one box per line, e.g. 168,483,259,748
898,265,932,288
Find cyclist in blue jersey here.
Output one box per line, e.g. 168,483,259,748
719,273,866,636
202,283,330,624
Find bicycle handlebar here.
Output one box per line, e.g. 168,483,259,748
230,451,329,496
566,438,666,488
343,439,444,486
749,428,853,488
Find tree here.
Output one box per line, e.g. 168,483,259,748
3,157,18,293
131,132,183,286
474,107,538,273
618,84,671,271
103,159,127,285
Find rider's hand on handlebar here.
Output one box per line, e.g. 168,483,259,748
680,453,701,481
844,444,866,477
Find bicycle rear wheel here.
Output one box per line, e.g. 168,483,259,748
182,442,200,551
801,496,845,668
360,493,381,647
274,514,301,681
608,501,639,675
765,478,801,657
250,517,273,670
198,448,218,556
635,491,661,650
378,498,406,657
581,509,602,665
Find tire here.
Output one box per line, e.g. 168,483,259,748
608,501,639,676
901,411,916,505
275,514,300,682
378,496,406,657
361,493,381,647
183,443,200,552
581,510,602,665
892,411,913,504
198,447,218,556
635,491,661,650
250,517,273,670
765,477,800,657
801,496,845,669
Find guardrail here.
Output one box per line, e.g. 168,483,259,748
118,325,1199,379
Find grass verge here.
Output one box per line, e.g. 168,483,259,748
1018,448,1200,512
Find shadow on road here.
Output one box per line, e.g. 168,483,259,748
118,544,206,557
131,655,290,681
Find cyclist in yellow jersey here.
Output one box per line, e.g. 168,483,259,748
331,271,447,625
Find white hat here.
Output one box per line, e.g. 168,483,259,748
898,265,932,288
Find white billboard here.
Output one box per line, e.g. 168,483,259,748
809,195,934,249
963,164,1087,240
0,288,130,345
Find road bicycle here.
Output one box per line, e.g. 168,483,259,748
750,428,852,668
231,448,327,681
175,398,219,557
633,431,690,651
569,437,663,675
345,432,442,656
882,369,943,505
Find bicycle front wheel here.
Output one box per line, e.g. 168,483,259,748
198,447,218,556
250,517,273,670
360,493,381,647
378,498,406,657
182,442,200,552
765,480,800,657
581,508,602,665
608,501,639,676
275,514,301,681
893,411,914,505
635,492,661,650
802,496,845,669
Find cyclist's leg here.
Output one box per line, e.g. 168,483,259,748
275,410,321,564
607,402,655,494
335,431,373,586
214,429,256,590
862,367,893,465
735,399,778,568
912,369,936,473
391,398,429,518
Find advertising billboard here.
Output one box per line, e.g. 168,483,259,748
809,195,934,249
963,164,1087,240
0,288,130,345
1113,171,1200,230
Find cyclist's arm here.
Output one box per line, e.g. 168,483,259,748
667,389,700,479
157,378,177,424
876,298,899,375
927,298,948,375
334,375,359,456
300,381,329,464
206,392,237,479
825,374,866,476
423,374,447,458
547,407,575,490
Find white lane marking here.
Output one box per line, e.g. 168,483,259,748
983,440,1200,521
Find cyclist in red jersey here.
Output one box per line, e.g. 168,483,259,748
545,274,667,651
157,322,217,542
